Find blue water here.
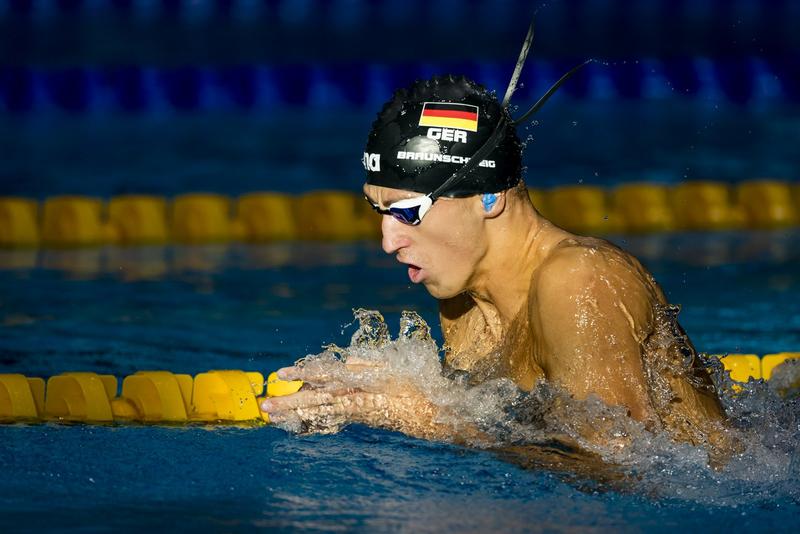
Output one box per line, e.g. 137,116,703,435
2,234,800,532
3,1,800,530
3,102,799,197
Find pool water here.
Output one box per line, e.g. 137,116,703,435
1,232,800,532
3,102,799,198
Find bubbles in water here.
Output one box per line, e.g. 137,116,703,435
521,134,535,148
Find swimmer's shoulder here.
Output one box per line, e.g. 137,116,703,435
532,235,625,284
529,235,662,318
532,235,654,289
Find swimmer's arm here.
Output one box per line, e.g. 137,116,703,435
262,361,490,444
530,246,655,421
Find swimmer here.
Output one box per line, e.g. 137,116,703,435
262,21,731,455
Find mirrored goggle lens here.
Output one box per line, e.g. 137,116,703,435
389,205,422,225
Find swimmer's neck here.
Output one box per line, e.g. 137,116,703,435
467,201,569,326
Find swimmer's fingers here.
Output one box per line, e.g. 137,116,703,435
343,356,384,369
261,389,348,413
276,365,338,385
277,359,384,385
263,390,388,427
275,365,311,382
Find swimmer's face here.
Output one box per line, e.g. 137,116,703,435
363,184,489,299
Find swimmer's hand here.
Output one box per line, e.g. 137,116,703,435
260,358,452,440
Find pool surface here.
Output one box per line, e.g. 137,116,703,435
2,232,800,532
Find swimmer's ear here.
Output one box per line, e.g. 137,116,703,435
479,192,506,219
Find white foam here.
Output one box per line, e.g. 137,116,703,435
276,308,800,504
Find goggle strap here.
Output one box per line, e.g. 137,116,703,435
411,12,593,203
429,119,508,200
502,17,536,107
512,59,594,126
429,62,591,200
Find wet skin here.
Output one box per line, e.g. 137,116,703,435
262,183,729,453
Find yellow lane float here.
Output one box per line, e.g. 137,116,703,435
119,371,193,422
0,370,304,425
761,352,800,381
546,185,614,235
0,374,45,419
613,183,675,233
0,197,40,247
108,195,169,244
45,372,118,422
235,192,297,241
2,355,798,425
2,179,800,249
296,191,363,241
42,196,109,247
671,181,743,231
719,354,761,392
737,180,799,229
171,193,231,243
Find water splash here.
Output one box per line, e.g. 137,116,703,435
282,309,800,504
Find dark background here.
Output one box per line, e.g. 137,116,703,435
1,0,799,197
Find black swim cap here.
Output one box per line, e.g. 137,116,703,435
362,18,590,199
363,75,522,197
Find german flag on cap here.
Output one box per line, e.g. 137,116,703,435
418,102,479,132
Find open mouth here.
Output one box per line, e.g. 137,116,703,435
407,264,423,283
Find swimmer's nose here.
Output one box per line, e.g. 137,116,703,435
381,215,407,255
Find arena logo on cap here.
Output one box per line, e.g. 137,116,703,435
418,102,479,132
362,152,381,171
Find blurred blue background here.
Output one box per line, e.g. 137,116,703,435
1,0,799,197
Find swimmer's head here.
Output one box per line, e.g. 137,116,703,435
361,18,589,297
363,75,522,198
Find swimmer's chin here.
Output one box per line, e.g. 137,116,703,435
421,281,464,300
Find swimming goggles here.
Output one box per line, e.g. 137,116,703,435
367,17,590,227
366,194,434,226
